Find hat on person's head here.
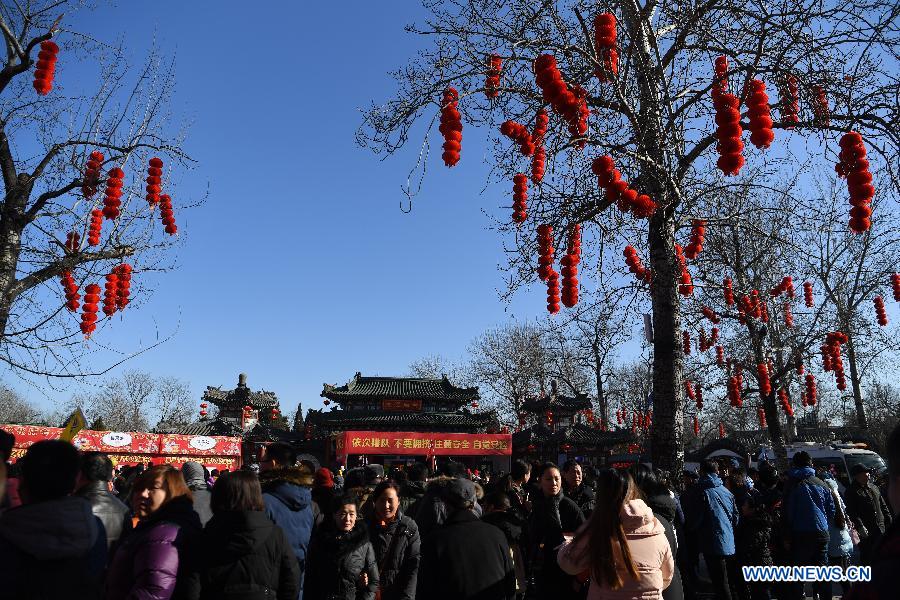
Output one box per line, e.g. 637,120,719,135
315,467,334,488
445,477,477,505
850,464,871,477
363,464,384,486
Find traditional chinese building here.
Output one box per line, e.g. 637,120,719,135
512,381,634,465
304,372,509,471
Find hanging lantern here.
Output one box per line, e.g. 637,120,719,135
682,330,691,355
87,209,103,246
693,415,700,437
323,399,331,406
803,281,814,307
500,121,535,156
837,131,874,233
892,273,900,302
812,84,830,126
728,376,742,408
784,303,794,328
243,404,252,412
159,194,178,235
527,444,536,453
512,173,528,224
60,271,80,312
484,54,502,99
531,108,549,183
779,74,799,128
102,167,125,220
439,87,462,167
545,410,554,426
471,400,479,409
591,155,656,219
712,57,744,176
873,296,888,326
805,374,818,406
561,224,581,308
80,283,100,337
32,40,59,95
537,224,555,282
102,271,119,317
64,231,80,254
623,245,652,284
718,422,725,438
701,306,719,324
593,12,618,82
146,157,163,205
675,245,693,296
684,219,707,260
723,277,735,306
200,402,208,409
200,410,207,417
757,363,772,396
684,380,696,400
695,385,703,411
113,264,132,311
82,151,104,198
746,80,775,149
757,407,767,428
546,270,561,315
560,443,572,453
778,388,794,417
716,345,725,367
533,54,589,144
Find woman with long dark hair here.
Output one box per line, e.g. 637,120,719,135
629,464,683,600
365,481,420,600
558,468,674,599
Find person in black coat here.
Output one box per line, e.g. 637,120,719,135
417,478,515,600
528,462,585,600
305,495,378,600
365,482,420,600
562,460,595,518
482,491,529,598
733,490,773,600
630,464,684,600
75,451,131,549
185,471,299,600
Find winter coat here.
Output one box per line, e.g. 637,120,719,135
312,487,336,529
783,467,835,536
482,509,529,594
823,479,853,557
105,495,202,600
735,511,773,567
0,496,107,600
528,490,586,600
397,481,426,518
845,517,900,600
180,467,213,527
564,481,596,517
558,499,675,600
417,509,515,600
260,467,315,598
688,473,738,557
652,512,684,600
412,477,482,538
366,514,419,600
505,482,530,520
844,479,892,540
305,523,378,600
184,510,299,600
76,480,131,548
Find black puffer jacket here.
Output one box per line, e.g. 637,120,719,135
75,481,130,548
563,482,595,517
528,492,585,600
305,523,378,600
398,482,426,518
845,480,893,539
735,511,773,567
185,510,299,600
656,513,685,600
366,514,419,600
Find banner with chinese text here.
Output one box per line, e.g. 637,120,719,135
335,430,511,461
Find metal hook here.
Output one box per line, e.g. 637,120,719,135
400,200,412,213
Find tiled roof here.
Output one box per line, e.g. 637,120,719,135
521,393,592,413
321,373,479,403
203,386,278,408
175,418,244,437
512,423,633,446
307,409,498,432
689,426,881,461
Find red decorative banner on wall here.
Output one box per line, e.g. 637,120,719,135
381,399,423,411
335,430,511,461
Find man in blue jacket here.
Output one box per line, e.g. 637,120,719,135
783,450,835,600
687,459,739,600
259,442,314,600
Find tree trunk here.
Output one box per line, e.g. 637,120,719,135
844,332,868,428
0,189,27,339
594,347,609,427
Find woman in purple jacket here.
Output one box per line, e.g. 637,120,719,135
105,464,202,600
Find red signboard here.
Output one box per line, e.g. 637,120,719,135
1,424,242,471
381,399,422,411
335,430,511,461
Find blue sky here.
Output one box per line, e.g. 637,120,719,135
8,2,554,417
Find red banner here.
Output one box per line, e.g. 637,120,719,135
335,430,511,460
2,424,242,470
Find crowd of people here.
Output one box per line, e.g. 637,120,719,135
0,424,896,600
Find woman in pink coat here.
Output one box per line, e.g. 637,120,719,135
557,468,674,600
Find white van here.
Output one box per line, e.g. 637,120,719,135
757,441,886,491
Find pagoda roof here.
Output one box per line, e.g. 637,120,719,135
307,408,498,432
521,392,592,413
321,372,479,404
203,385,278,408
173,417,297,442
512,423,633,446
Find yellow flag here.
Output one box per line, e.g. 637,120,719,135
59,408,86,442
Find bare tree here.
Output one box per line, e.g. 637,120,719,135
0,2,191,379
75,369,153,432
408,353,472,385
0,381,41,423
359,0,900,473
153,376,195,429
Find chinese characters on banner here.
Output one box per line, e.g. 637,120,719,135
335,430,512,462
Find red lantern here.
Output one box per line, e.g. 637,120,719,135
512,174,528,224
82,151,104,198
531,109,549,183
723,277,735,306
200,410,208,417
712,59,744,176
200,402,208,409
323,399,331,406
159,194,177,235
533,54,589,144
623,245,652,284
80,283,100,337
757,407,767,428
87,209,103,246
695,385,703,411
803,281,814,307
784,303,794,328
746,80,775,149
780,74,799,128
485,54,502,99
684,219,707,260
682,330,691,355
873,296,888,326
693,415,700,437
716,345,725,367
684,380,696,400
146,157,163,205
710,327,719,344
527,444,536,453
805,374,818,406
243,404,252,412
892,273,900,302
728,376,742,408
778,388,794,417
590,155,656,219
593,13,618,82
500,120,535,156
757,363,772,397
439,87,462,167
32,40,59,95
718,422,726,438
545,410,554,426
560,443,572,453
701,306,719,324
102,167,125,220
837,132,874,233
471,400,479,410
675,244,693,296
60,271,80,312
64,231,80,254
795,354,805,375
812,84,830,126
537,224,555,281
616,409,623,425
546,270,561,314
561,224,581,308
114,264,132,310
102,271,119,317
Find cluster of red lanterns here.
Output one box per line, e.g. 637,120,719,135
532,109,549,183
699,327,718,352
64,231,80,254
728,372,743,408
88,209,103,246
500,120,535,156
693,416,700,437
80,283,100,337
780,75,799,129
537,224,554,281
746,80,775,150
682,330,691,355
684,219,706,260
82,151,104,198
623,245,651,283
695,384,704,411
822,331,848,390
757,407,767,428
716,345,725,367
545,410,554,426
757,362,772,397
837,131,874,233
485,54,502,99
200,402,208,418
684,380,696,402
873,296,888,326
114,264,132,310
61,271,79,312
795,354,805,374
561,224,581,307
102,168,125,220
159,194,177,235
812,85,830,126
701,306,719,324
805,374,818,406
512,174,528,224
712,57,744,176
102,271,119,317
803,281,814,307
439,87,463,167
675,244,693,296
616,408,624,425
892,273,900,301
784,303,794,328
719,422,726,438
146,157,164,205
723,277,735,306
771,276,795,298
533,54,588,143
591,155,656,218
778,388,794,417
593,13,618,82
33,40,59,95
